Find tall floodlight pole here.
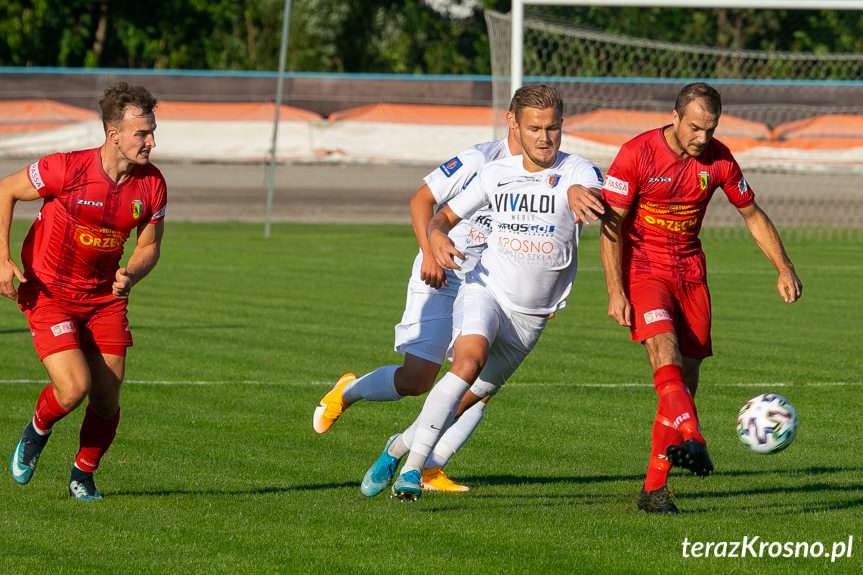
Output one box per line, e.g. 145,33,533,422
265,0,292,238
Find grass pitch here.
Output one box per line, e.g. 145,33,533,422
0,221,861,574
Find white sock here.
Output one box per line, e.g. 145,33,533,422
401,373,470,475
388,436,408,459
342,365,401,403
426,401,486,469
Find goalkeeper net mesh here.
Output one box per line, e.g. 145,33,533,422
485,8,863,234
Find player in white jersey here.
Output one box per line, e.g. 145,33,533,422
389,84,604,501
312,98,523,493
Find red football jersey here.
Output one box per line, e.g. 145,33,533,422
22,148,167,299
601,127,754,283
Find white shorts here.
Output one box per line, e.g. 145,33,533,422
393,271,461,364
451,280,548,388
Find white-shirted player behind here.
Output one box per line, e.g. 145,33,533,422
389,84,604,501
312,98,522,494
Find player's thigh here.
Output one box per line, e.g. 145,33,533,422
453,282,502,341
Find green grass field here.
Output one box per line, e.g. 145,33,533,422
0,221,861,574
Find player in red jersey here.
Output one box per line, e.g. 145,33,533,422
599,82,802,514
0,82,167,501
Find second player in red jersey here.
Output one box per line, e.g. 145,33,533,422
600,82,802,514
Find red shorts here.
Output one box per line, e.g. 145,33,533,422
627,275,712,359
18,288,132,360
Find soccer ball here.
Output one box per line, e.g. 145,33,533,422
735,393,798,454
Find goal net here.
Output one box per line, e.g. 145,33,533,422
485,6,863,233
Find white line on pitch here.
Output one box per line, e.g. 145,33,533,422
0,379,860,387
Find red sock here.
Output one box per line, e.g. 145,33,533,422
653,364,704,444
33,385,71,433
74,405,120,473
643,411,680,491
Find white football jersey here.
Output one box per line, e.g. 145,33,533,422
447,152,604,315
421,138,511,278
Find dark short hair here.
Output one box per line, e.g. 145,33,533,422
99,81,158,129
675,82,722,117
511,83,563,121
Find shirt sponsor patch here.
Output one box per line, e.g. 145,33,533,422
28,162,45,191
50,321,76,337
439,157,463,177
603,175,629,196
643,308,672,325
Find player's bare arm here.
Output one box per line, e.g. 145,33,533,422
409,184,447,289
427,205,465,271
737,201,802,303
600,204,633,326
113,218,164,299
567,185,604,224
0,169,41,300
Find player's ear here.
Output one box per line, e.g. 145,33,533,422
105,123,121,145
506,111,517,131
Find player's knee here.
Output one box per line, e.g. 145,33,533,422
451,357,484,384
393,375,435,396
394,361,440,396
53,380,90,411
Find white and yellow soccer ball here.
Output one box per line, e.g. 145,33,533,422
736,393,798,454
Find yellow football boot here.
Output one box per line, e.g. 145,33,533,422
421,466,470,492
313,373,356,434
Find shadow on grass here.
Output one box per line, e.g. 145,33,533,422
109,480,359,497
107,465,863,514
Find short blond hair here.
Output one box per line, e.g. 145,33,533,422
511,83,563,121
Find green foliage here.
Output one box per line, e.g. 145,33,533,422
0,0,493,73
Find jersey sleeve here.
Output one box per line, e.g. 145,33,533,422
571,156,604,189
718,152,755,209
445,167,488,221
149,175,168,223
423,148,486,206
27,153,67,198
601,144,639,209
